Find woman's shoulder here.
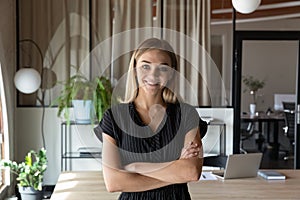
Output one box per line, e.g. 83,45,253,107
104,102,133,119
168,102,197,112
107,102,132,111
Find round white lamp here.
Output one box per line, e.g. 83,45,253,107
14,68,41,94
232,0,261,14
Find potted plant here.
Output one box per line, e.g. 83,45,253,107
242,75,265,114
54,69,113,125
0,148,47,200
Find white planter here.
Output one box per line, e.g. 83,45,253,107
72,100,95,124
249,103,256,115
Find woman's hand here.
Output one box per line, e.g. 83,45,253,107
124,163,136,172
180,141,201,159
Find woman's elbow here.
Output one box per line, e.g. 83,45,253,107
106,186,119,193
187,165,202,181
191,169,202,182
103,172,123,192
185,159,203,182
105,181,122,193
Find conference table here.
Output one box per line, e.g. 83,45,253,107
241,113,285,159
50,170,300,200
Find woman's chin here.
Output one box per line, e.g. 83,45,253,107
140,85,162,96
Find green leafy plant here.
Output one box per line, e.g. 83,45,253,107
54,69,113,125
0,148,47,191
242,75,265,104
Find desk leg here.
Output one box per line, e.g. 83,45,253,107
61,123,63,171
220,124,226,156
272,122,279,160
257,122,264,152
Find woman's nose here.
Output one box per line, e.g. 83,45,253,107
149,67,160,77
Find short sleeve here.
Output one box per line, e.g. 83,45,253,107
94,109,115,142
198,118,207,138
182,104,207,138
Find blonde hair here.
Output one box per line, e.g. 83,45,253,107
123,38,178,103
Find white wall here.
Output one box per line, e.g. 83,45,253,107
16,108,61,185
241,40,297,112
196,108,234,156
15,108,102,185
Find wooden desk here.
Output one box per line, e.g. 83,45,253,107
241,113,285,158
51,170,300,200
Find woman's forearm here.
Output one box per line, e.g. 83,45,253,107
102,133,172,193
103,165,172,192
125,157,203,183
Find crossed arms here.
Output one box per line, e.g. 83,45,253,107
101,127,203,192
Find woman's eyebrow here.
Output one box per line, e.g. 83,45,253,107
140,60,170,66
140,60,151,64
159,63,170,66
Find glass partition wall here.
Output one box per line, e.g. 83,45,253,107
233,31,300,169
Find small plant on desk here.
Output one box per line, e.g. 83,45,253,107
242,75,265,104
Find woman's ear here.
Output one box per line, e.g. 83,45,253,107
168,70,175,81
133,59,137,74
135,75,139,87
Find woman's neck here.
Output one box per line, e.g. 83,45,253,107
134,94,165,110
133,94,167,132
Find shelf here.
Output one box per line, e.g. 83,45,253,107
63,152,102,159
61,120,99,125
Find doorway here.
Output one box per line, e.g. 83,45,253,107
232,31,300,169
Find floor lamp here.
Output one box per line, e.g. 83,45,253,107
14,39,57,149
232,0,261,14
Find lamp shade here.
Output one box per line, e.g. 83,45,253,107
14,68,41,94
232,0,261,14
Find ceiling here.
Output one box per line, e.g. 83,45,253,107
211,0,300,24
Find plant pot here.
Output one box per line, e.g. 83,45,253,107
72,99,95,124
18,186,43,200
249,103,256,115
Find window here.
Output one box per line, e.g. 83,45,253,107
0,63,9,188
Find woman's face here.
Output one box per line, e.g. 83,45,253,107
135,49,173,96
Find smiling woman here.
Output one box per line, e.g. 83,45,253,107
94,38,207,200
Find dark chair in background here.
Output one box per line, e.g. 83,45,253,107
203,155,227,169
240,122,262,153
282,101,295,160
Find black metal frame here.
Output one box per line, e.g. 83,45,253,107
232,30,300,169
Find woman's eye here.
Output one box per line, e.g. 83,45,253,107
142,64,150,70
159,65,170,72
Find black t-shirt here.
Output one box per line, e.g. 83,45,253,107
94,102,207,200
95,102,207,165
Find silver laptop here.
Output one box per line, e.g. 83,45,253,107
212,153,263,179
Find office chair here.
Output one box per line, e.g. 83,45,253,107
282,101,295,160
203,155,227,169
240,122,262,153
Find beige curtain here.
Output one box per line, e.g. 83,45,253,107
18,0,90,106
157,0,211,106
111,0,153,80
90,0,112,79
90,0,154,87
18,0,215,107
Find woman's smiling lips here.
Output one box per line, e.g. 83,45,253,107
143,80,160,87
